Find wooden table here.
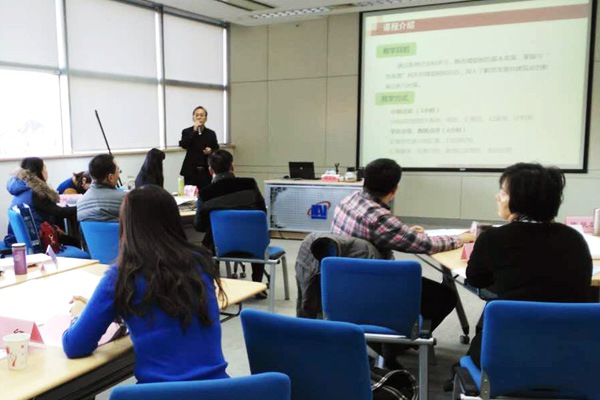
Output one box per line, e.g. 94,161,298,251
0,257,99,289
1,263,266,400
420,246,600,344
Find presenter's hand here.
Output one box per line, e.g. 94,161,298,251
410,225,425,233
69,295,89,318
458,232,476,244
203,147,212,155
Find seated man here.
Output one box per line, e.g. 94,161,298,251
77,154,126,222
194,150,267,296
331,158,474,367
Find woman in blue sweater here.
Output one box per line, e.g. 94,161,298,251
62,184,229,383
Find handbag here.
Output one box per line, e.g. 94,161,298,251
371,366,418,400
38,222,61,253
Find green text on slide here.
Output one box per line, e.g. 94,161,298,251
376,92,415,105
377,43,416,58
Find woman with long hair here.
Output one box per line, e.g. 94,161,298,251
135,148,165,188
4,157,79,247
62,185,229,383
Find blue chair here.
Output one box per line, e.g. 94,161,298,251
210,210,290,313
109,372,291,400
453,301,600,400
241,309,372,400
80,221,120,264
7,206,90,259
320,257,434,400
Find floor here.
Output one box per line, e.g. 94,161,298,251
98,237,486,399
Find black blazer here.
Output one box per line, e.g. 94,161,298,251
179,126,219,188
193,177,266,250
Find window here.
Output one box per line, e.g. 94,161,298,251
0,0,228,159
0,70,63,157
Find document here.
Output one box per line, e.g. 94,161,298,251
426,229,468,237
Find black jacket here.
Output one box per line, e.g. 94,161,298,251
194,176,266,250
179,126,219,188
467,221,592,302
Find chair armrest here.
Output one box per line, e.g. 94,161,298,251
419,319,432,339
455,366,479,396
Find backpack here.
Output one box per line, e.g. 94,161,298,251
38,222,61,253
371,366,418,400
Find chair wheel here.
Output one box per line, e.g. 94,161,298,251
240,272,247,278
460,335,470,344
231,273,238,279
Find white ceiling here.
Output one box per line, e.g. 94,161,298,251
156,0,467,26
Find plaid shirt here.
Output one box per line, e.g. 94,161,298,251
331,190,461,258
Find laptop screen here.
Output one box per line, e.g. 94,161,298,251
289,162,315,179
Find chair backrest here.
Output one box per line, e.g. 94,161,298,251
241,309,372,400
481,300,600,399
109,372,291,400
321,257,421,336
210,210,270,259
80,221,120,264
8,206,40,253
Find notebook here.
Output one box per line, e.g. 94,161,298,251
289,162,316,180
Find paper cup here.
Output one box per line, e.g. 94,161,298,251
4,332,30,370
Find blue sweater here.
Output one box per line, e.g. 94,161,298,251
62,265,229,383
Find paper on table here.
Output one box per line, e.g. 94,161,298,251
426,229,468,237
174,196,196,206
0,253,52,268
39,314,122,348
582,234,600,259
0,270,102,325
452,267,467,279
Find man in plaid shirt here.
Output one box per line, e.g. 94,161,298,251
332,158,474,367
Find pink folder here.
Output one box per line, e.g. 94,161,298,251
460,243,475,261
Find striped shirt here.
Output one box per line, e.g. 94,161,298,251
331,190,462,258
77,183,126,222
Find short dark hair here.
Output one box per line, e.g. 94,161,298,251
21,157,45,181
208,150,233,174
89,154,117,182
363,158,402,197
500,162,565,222
192,106,207,117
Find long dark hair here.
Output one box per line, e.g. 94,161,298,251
114,185,226,327
135,148,165,188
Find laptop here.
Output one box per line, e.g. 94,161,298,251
289,162,317,180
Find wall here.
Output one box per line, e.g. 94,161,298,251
230,11,600,223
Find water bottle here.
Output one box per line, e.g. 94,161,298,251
593,208,600,236
12,243,27,275
127,176,135,190
178,177,185,196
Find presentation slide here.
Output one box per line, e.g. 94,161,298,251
360,0,594,171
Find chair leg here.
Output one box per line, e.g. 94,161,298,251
268,263,276,313
376,355,385,368
225,261,232,278
281,255,290,300
419,345,430,400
